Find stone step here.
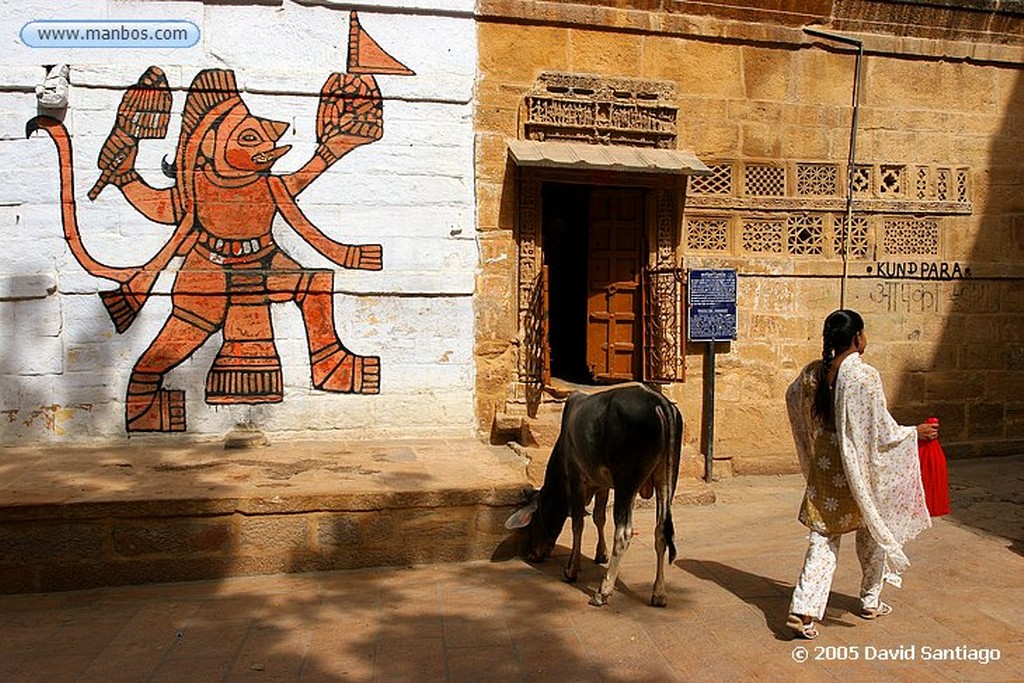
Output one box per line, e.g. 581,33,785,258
0,435,721,595
0,439,533,594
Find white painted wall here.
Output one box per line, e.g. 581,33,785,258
0,0,478,444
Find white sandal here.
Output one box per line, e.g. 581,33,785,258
860,602,893,620
787,613,819,640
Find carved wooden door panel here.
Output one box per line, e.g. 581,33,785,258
587,188,644,382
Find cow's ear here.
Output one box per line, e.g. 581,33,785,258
505,498,538,530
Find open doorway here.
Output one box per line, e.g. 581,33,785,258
542,182,591,383
541,182,646,385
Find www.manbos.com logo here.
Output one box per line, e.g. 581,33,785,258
22,20,200,48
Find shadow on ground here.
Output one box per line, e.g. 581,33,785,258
946,454,1024,556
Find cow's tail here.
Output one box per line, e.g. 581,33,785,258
658,397,683,564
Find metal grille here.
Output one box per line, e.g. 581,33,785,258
796,163,838,196
686,217,729,251
645,267,683,382
883,218,939,255
741,219,784,253
689,163,733,195
788,214,824,255
744,164,786,196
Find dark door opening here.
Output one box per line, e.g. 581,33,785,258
542,183,591,384
541,183,645,385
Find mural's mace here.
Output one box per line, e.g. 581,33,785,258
27,12,414,433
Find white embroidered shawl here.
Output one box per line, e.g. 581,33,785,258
833,353,931,578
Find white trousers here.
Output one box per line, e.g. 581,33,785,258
790,528,886,620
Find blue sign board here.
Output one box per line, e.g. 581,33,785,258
687,269,737,342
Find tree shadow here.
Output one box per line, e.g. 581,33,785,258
499,541,653,607
0,559,660,682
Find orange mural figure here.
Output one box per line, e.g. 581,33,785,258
26,12,413,432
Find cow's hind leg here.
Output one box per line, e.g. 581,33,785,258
651,482,672,607
592,489,609,564
589,493,635,606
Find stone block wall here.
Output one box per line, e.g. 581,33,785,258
475,0,1024,471
0,494,520,593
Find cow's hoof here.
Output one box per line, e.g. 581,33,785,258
650,594,668,608
588,593,608,607
594,553,608,565
563,569,578,583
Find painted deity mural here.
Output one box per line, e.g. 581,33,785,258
27,13,413,433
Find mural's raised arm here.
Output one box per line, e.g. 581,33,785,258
91,66,177,224
282,73,384,197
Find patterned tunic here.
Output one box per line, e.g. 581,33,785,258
786,354,931,576
798,416,862,534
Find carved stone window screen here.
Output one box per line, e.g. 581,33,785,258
684,159,970,205
788,214,824,255
796,163,839,196
833,215,871,260
883,218,939,256
956,168,969,203
742,218,785,254
916,166,930,200
936,168,950,201
744,164,786,196
852,164,872,194
689,163,733,195
685,216,730,251
879,165,905,196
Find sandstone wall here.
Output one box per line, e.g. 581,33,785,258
475,0,1024,471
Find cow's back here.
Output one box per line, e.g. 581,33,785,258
561,384,680,484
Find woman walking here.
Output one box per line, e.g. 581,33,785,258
785,309,935,640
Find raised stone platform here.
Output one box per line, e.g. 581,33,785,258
0,439,536,594
0,438,716,594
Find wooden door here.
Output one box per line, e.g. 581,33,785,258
587,188,644,381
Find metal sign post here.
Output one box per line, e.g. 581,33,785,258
687,269,738,483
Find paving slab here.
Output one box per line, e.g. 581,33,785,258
0,453,1019,681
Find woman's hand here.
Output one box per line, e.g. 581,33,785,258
917,422,939,441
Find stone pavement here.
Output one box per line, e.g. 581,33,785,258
0,454,1020,682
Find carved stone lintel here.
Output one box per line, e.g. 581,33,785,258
524,71,678,149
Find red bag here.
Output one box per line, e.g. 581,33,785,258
918,417,951,517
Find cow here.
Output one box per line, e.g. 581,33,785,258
505,383,683,607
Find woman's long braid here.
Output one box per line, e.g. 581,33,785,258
813,310,864,421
